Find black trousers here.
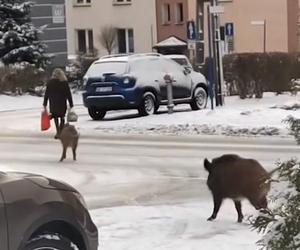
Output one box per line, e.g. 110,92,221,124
53,116,65,134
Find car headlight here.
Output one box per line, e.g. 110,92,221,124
123,77,130,84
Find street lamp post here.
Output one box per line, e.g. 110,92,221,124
196,0,225,108
251,20,267,53
210,0,224,107
207,3,214,110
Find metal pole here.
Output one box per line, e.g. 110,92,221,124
263,19,266,53
211,0,220,107
195,0,205,71
207,4,214,110
215,0,224,106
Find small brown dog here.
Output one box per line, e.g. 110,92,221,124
204,154,275,222
59,123,79,162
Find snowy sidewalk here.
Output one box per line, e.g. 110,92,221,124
0,92,299,138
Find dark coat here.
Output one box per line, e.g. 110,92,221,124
43,79,73,117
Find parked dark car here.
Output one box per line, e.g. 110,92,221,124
0,171,98,250
82,53,208,120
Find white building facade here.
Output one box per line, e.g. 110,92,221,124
66,0,157,58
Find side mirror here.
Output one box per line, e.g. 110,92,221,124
183,67,191,75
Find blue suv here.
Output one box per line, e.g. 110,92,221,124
82,53,208,120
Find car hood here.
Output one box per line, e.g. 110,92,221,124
0,171,78,193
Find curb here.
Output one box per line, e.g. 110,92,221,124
0,129,296,146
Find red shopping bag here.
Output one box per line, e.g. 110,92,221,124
41,110,51,131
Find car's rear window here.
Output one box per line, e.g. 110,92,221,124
86,61,128,77
171,58,189,66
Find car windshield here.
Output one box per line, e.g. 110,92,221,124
86,61,128,77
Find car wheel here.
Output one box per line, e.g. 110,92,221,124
190,87,208,110
138,92,156,116
24,234,79,250
88,107,106,120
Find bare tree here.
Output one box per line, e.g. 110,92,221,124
98,26,117,55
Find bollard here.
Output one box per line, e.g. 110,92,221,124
164,74,174,114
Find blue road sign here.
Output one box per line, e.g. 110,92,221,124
225,23,234,36
187,21,196,40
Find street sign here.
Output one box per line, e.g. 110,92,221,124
227,37,234,53
225,23,234,36
52,5,64,24
187,21,196,40
188,40,196,50
209,5,224,14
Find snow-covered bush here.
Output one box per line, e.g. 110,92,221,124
251,116,300,250
65,51,98,90
290,79,300,96
0,64,48,95
223,53,296,98
285,116,300,145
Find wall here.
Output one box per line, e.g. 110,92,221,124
31,0,67,67
66,0,157,57
287,0,298,52
156,0,189,42
219,0,290,53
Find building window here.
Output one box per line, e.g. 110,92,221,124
77,29,94,54
113,0,132,5
88,30,94,52
74,0,91,6
128,29,134,52
117,28,134,53
162,3,171,24
77,0,91,3
175,3,184,23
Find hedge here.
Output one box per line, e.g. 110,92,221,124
222,52,300,98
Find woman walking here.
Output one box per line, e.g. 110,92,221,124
43,68,74,139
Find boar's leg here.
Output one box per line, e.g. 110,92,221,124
60,146,67,162
72,142,78,161
234,200,244,223
207,194,223,221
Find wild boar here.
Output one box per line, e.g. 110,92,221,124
59,123,79,162
204,154,272,223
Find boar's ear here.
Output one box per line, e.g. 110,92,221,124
204,158,212,172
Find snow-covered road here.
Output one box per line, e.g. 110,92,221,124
0,133,297,208
0,133,298,249
0,92,299,249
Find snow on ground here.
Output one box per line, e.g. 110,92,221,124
90,92,300,137
91,200,260,250
0,92,83,112
1,155,260,250
0,92,299,137
1,92,298,250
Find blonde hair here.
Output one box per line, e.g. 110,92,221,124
52,68,67,82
